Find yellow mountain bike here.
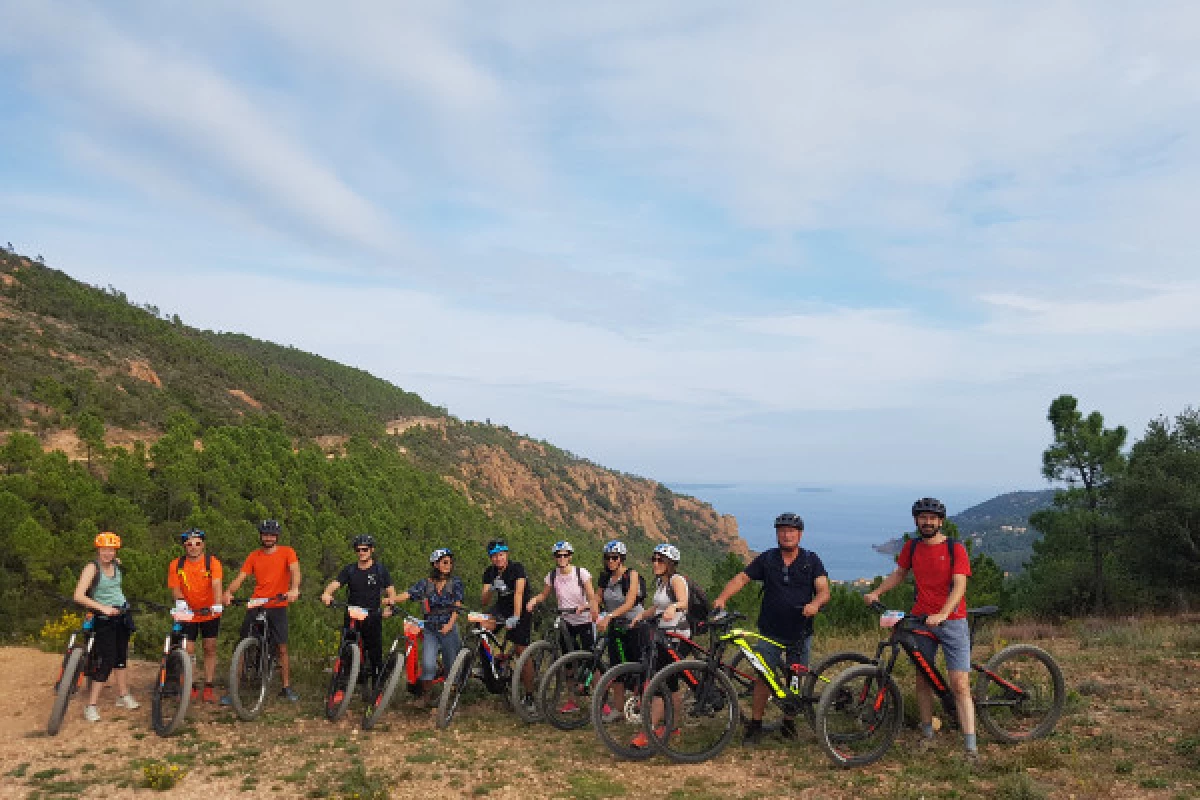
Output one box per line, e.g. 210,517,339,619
641,610,873,763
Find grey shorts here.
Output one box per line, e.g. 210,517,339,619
752,634,812,676
913,617,970,673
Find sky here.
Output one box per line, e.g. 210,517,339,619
2,1,1199,493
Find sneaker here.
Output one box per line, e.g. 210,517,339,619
558,700,580,714
280,686,300,702
202,686,216,704
219,694,233,706
917,735,936,753
742,720,765,746
631,726,677,749
190,687,200,701
963,749,980,770
601,704,622,724
331,690,345,707
115,694,140,710
780,718,798,740
83,705,101,723
522,693,537,715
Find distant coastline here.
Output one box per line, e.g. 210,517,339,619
670,483,738,491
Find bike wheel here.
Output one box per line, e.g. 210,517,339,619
800,650,874,729
363,651,404,731
814,664,903,767
325,641,361,721
436,648,474,730
230,637,270,721
151,648,193,737
47,647,85,736
539,650,603,731
974,644,1065,743
511,640,555,723
591,662,654,761
644,659,740,764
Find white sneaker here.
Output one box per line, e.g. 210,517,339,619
115,694,140,710
83,705,101,722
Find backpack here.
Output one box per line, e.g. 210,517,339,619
174,553,214,583
545,566,587,605
598,569,647,606
901,537,960,610
666,573,711,630
86,558,122,599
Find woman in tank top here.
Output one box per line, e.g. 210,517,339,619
595,540,643,722
630,543,688,749
72,532,139,723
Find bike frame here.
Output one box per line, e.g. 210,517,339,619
55,615,98,693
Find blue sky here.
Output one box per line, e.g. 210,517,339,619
2,1,1199,491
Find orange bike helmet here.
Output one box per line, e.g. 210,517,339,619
94,531,122,548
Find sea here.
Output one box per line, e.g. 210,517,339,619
666,483,1006,582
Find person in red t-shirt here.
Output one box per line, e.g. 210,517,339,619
222,519,302,702
168,528,224,702
865,497,977,762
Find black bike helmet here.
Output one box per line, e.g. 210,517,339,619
258,519,282,535
911,497,947,518
352,533,376,549
774,512,805,530
486,539,509,555
179,527,206,545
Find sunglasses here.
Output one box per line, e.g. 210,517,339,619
651,555,669,563
355,546,372,553
604,554,622,561
184,539,204,545
554,553,571,559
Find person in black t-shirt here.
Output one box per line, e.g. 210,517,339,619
480,539,535,705
320,534,397,683
712,512,830,744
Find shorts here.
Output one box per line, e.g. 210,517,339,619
181,618,221,640
752,633,812,677
606,626,637,667
913,617,970,673
88,615,131,682
564,621,595,652
240,606,289,645
505,613,533,647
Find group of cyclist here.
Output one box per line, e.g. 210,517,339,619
70,497,977,761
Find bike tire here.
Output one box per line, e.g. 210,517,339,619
539,650,603,731
229,636,270,721
800,650,874,729
151,648,193,737
590,662,654,761
47,646,85,736
325,641,361,721
814,664,903,768
974,643,1065,743
644,659,740,764
363,651,403,731
511,640,555,723
436,648,474,730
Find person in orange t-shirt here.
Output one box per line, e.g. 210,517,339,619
223,519,302,702
168,528,224,702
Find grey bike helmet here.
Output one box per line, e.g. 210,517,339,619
774,512,804,530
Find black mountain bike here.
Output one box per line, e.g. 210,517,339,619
151,605,219,736
639,610,872,763
536,617,624,731
512,606,586,723
228,594,289,721
324,603,392,721
436,610,516,730
48,608,110,735
814,602,1066,767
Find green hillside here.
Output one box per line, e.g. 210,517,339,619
0,249,744,655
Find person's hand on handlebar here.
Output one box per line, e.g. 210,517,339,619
505,615,520,630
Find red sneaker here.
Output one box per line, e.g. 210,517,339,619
190,687,199,701
331,690,344,707
558,700,580,713
202,686,215,703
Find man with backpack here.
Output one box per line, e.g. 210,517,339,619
864,497,976,763
167,528,224,703
712,511,830,745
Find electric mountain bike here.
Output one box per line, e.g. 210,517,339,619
536,616,625,731
227,594,289,721
814,602,1066,767
48,609,107,735
436,610,517,730
512,606,587,723
151,605,220,736
363,614,444,730
324,603,393,721
639,610,873,763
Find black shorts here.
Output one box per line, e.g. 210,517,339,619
240,606,289,645
506,613,533,647
181,618,221,640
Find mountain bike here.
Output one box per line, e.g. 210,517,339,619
227,594,289,721
511,605,586,723
536,616,622,731
436,610,516,730
588,613,759,761
150,605,219,736
638,610,873,763
814,602,1066,767
48,609,108,735
362,613,445,730
324,603,393,721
